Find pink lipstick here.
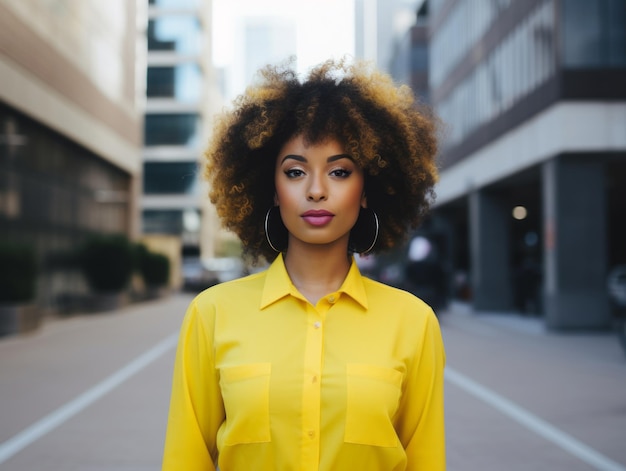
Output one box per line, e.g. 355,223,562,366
301,210,334,226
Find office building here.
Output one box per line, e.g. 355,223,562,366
0,1,144,310
429,0,626,328
355,0,426,73
389,2,430,102
143,0,221,260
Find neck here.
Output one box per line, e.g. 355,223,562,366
283,239,352,305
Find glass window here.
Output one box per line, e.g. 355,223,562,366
143,162,199,195
144,113,199,146
411,45,428,71
147,16,202,54
562,0,603,67
143,209,184,235
607,0,626,66
562,0,626,67
149,0,200,7
147,67,176,97
147,64,202,101
429,0,497,90
434,0,560,151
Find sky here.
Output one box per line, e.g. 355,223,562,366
212,0,355,99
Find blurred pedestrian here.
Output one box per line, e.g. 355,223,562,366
162,58,446,470
405,234,447,311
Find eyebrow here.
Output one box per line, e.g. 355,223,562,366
280,153,354,165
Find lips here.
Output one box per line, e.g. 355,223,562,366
301,210,334,226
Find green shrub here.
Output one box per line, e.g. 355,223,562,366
79,234,134,293
139,251,170,287
132,243,170,288
132,243,149,272
0,242,37,303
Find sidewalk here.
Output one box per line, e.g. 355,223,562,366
440,301,626,471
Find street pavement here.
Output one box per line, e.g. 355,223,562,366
440,302,626,471
0,294,192,471
0,294,625,470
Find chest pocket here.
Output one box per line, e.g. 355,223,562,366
219,363,271,445
345,363,403,447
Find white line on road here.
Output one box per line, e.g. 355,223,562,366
0,333,179,465
445,367,626,471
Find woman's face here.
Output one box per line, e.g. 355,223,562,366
274,134,365,251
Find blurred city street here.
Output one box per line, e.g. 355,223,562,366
2,0,625,469
0,294,625,471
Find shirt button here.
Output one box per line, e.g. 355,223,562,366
308,431,315,438
313,321,321,329
312,375,318,383
328,295,336,303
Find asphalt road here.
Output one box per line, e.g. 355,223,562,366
0,295,191,471
0,294,625,470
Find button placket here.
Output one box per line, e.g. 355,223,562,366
301,306,323,468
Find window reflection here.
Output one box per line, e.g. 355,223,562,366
435,1,556,149
562,0,626,67
147,17,202,55
149,0,200,8
0,105,130,247
147,64,202,102
143,162,199,195
144,114,199,146
143,209,184,235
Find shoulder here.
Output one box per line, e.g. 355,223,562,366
360,276,445,361
363,276,433,312
192,270,266,308
360,275,440,330
179,271,267,335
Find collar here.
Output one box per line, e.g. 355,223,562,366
260,253,369,310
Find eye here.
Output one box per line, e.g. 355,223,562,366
330,168,352,178
284,168,305,178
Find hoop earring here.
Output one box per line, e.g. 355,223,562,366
264,206,288,253
348,207,379,254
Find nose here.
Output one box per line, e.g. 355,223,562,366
307,173,327,202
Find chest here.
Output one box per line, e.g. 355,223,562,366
212,301,413,414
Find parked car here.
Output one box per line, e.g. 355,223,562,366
182,257,215,292
202,257,245,284
182,256,247,293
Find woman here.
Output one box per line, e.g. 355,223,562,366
162,59,446,470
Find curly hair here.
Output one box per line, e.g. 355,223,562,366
205,58,440,264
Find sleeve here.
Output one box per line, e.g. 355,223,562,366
396,308,447,470
162,297,225,471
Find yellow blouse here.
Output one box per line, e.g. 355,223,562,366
162,254,446,471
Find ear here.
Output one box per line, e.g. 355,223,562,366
274,194,279,206
361,193,367,208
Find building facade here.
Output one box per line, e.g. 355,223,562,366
390,2,430,103
0,0,144,311
355,0,427,72
429,0,626,328
143,0,221,260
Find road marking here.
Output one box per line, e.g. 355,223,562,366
446,367,626,471
0,333,178,465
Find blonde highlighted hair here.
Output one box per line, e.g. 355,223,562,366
205,58,440,263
